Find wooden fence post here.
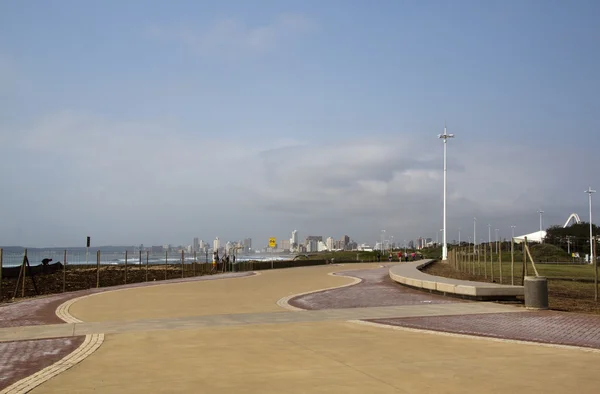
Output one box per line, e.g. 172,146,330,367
193,251,197,276
165,250,168,280
510,237,514,285
96,250,100,288
146,251,149,282
484,244,487,279
522,237,527,282
0,248,3,300
594,237,598,302
22,249,27,297
490,242,494,282
63,249,67,293
125,251,128,284
471,243,475,275
499,247,503,284
181,250,184,278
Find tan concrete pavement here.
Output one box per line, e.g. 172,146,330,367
68,264,376,322
33,321,600,394
11,262,600,393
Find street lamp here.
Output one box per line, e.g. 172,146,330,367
438,122,455,261
458,227,461,245
511,225,516,240
488,224,491,244
537,209,544,232
585,187,596,264
381,230,386,254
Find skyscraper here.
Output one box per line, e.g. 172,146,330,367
326,237,334,251
193,237,199,252
290,230,298,251
213,237,220,252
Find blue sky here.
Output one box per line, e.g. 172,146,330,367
1,0,599,248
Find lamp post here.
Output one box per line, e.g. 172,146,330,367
438,123,455,261
537,209,544,233
585,187,596,264
511,225,516,240
458,228,461,246
381,230,385,254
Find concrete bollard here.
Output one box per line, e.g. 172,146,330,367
524,276,548,310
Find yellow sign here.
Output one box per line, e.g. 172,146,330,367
269,237,277,248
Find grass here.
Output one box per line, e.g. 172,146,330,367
424,260,600,315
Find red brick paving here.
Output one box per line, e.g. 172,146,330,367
289,265,465,310
369,311,600,350
0,336,84,390
291,264,600,350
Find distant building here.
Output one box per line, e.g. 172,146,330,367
341,235,350,249
307,240,319,252
151,245,164,253
213,237,220,252
326,237,334,250
305,236,323,247
243,238,252,251
280,239,291,251
193,237,199,252
290,230,298,251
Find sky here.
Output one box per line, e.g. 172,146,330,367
1,0,599,248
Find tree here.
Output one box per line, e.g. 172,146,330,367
544,222,599,252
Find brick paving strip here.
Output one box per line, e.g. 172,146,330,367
0,271,254,392
289,264,600,350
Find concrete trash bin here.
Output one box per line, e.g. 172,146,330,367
524,276,548,310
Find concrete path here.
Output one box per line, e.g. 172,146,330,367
2,262,600,393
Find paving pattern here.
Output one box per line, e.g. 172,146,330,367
369,311,600,350
289,266,465,310
0,337,84,391
0,271,254,392
291,264,600,350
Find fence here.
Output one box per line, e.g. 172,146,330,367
0,249,332,303
447,236,599,303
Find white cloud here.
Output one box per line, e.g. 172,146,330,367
148,13,317,54
2,110,598,246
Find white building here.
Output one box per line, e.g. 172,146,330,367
318,241,328,252
307,239,318,252
326,237,334,251
213,237,220,252
290,230,298,251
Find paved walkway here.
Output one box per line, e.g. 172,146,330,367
1,262,600,393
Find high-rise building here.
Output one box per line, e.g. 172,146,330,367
243,238,252,249
290,230,298,251
281,239,291,251
326,237,334,250
305,236,322,246
341,235,350,249
213,237,220,252
307,239,319,252
193,237,200,252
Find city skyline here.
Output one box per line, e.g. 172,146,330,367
1,1,599,247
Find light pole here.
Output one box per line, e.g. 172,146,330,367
488,224,492,249
511,225,516,240
458,228,461,245
585,187,596,264
381,230,385,254
404,239,407,255
537,209,544,232
438,123,455,261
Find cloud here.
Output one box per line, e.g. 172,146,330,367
2,110,598,247
147,13,317,54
